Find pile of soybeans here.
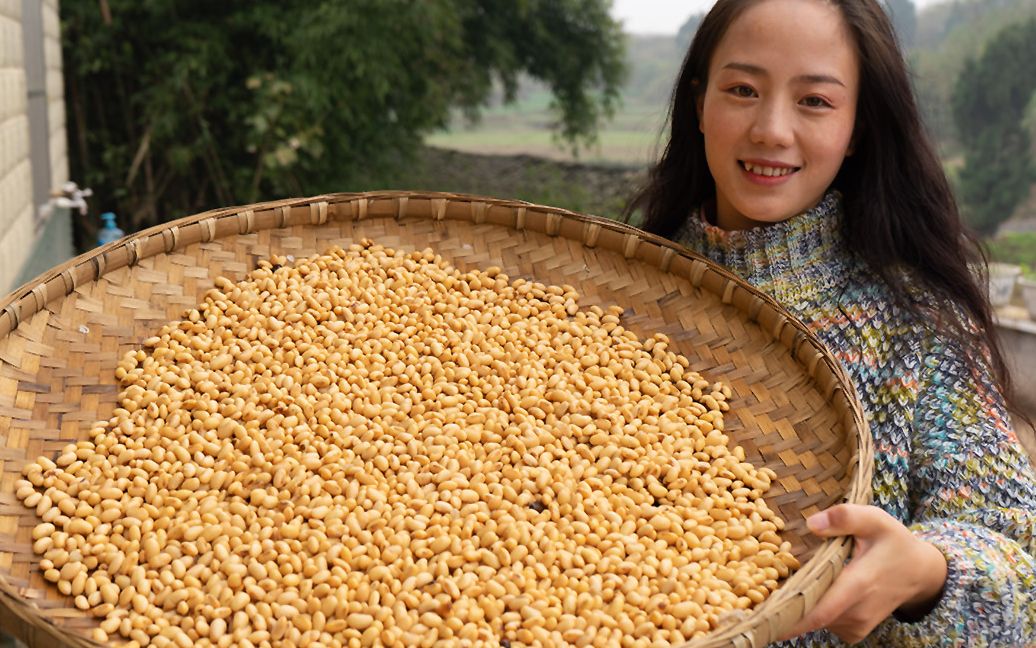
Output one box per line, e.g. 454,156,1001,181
16,240,798,648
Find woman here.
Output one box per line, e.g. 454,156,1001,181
627,0,1036,645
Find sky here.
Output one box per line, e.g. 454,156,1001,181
611,0,944,35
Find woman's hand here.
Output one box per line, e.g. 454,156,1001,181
778,504,948,645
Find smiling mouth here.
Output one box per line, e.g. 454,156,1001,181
739,161,800,177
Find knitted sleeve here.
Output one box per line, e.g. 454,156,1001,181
877,335,1036,647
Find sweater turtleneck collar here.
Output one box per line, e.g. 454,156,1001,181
675,191,851,309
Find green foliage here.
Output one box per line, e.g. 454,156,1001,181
956,123,1033,234
986,232,1036,272
952,18,1036,234
952,21,1036,147
64,0,626,241
912,0,1036,150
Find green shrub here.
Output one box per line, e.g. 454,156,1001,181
986,232,1036,270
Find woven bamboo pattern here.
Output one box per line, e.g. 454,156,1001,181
0,192,872,648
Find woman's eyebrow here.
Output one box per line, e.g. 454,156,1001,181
720,62,845,87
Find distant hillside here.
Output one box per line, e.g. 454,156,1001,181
428,34,681,165
915,0,1036,49
620,34,683,109
912,0,1036,150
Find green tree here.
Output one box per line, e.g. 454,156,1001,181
911,0,1036,149
952,18,1036,234
956,122,1032,235
64,1,626,244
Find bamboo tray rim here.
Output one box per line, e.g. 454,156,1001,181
0,190,873,648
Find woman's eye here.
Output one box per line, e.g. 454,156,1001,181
801,96,831,108
730,85,756,98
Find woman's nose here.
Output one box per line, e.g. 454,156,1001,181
749,101,794,148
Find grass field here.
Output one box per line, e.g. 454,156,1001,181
426,126,664,167
426,33,684,166
988,232,1036,271
428,98,671,167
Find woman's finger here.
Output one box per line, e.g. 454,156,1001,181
826,601,887,646
806,503,896,540
778,560,872,640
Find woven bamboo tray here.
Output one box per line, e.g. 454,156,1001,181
0,191,872,648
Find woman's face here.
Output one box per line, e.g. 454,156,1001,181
699,0,859,230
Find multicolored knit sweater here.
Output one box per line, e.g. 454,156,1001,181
674,192,1036,647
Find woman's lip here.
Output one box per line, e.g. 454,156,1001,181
738,160,799,186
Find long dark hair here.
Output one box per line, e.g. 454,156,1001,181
627,0,1016,407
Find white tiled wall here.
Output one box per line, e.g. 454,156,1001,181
0,0,67,292
43,0,65,189
0,0,34,291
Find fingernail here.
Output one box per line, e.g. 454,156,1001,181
807,511,829,532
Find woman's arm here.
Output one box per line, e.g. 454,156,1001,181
879,336,1036,646
779,503,949,643
780,335,1036,647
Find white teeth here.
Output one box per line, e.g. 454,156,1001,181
743,162,795,177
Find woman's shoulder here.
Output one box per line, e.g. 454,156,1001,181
845,261,991,362
816,261,943,357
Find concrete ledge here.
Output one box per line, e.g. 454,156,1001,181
997,314,1036,335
